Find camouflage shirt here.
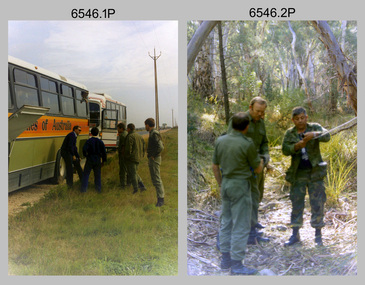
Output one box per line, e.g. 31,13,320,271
117,130,128,157
228,111,270,163
147,129,164,158
213,130,261,180
282,122,330,183
124,130,145,163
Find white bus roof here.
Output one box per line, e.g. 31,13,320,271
8,55,88,90
88,92,126,107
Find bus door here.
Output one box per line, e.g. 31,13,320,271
89,101,101,129
8,105,49,156
101,109,119,148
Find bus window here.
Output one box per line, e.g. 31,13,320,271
8,82,13,109
42,91,60,114
61,84,75,116
122,106,126,120
40,77,59,114
14,68,37,86
102,109,118,129
13,69,39,108
61,97,75,116
75,90,87,117
61,84,74,97
89,102,100,127
40,77,57,93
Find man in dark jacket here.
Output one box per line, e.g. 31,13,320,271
61,125,83,188
80,127,107,193
145,118,165,207
282,106,330,246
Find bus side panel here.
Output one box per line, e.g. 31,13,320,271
101,130,118,148
8,133,89,192
8,162,55,192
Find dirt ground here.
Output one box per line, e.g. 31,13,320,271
8,179,54,217
187,169,357,276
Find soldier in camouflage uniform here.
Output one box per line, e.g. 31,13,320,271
227,97,270,244
282,107,330,246
145,118,165,207
213,112,263,275
124,123,146,194
117,122,129,188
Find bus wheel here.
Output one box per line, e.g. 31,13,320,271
54,150,66,184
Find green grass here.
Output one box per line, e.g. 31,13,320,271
8,128,178,276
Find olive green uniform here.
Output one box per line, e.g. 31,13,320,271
118,130,129,187
124,130,145,192
282,123,330,229
213,130,261,261
228,112,269,227
147,129,165,199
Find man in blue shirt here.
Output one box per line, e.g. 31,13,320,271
80,127,107,193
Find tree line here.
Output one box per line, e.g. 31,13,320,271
187,20,357,121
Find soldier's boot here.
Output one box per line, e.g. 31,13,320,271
132,188,138,194
284,227,300,247
315,228,323,246
138,181,147,191
255,222,265,229
247,227,269,245
230,260,257,275
220,252,231,270
156,197,164,207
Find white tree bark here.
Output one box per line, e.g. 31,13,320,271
187,21,219,73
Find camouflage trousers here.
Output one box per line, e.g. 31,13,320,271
126,160,143,191
250,170,265,227
119,156,129,187
219,178,252,261
148,156,165,198
289,168,326,229
249,175,260,228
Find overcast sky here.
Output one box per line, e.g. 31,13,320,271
8,20,178,128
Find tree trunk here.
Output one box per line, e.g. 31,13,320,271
187,21,219,74
288,21,314,112
218,22,230,124
311,20,357,115
341,20,347,52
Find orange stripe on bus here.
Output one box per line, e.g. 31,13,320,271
8,113,89,138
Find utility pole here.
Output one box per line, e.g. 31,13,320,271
172,109,174,128
149,48,161,130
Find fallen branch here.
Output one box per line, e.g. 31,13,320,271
188,251,220,268
187,237,214,246
188,208,219,220
188,218,219,224
279,263,295,276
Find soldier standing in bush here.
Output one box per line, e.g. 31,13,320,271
145,118,165,207
282,106,330,246
227,96,270,244
213,112,263,275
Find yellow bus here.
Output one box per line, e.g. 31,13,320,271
8,55,89,192
88,92,127,149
